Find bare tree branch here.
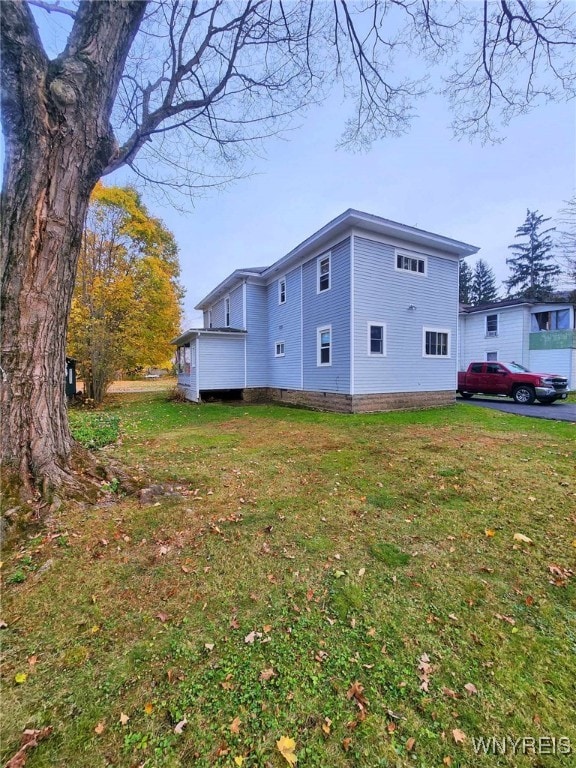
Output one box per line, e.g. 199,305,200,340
27,0,76,19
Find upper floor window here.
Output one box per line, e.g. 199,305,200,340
368,323,386,356
317,326,332,366
275,341,285,357
207,309,212,329
279,277,286,304
396,250,426,275
531,309,571,331
423,327,450,357
318,254,331,293
486,314,498,337
225,297,230,327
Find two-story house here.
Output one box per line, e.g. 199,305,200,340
458,297,576,388
173,209,478,412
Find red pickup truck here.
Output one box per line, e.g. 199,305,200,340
457,361,569,404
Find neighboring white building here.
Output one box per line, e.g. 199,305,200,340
459,297,576,387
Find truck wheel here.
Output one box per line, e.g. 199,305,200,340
513,385,535,405
460,392,474,399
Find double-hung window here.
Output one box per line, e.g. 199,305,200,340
275,341,285,357
486,314,498,337
423,327,450,357
317,326,332,366
278,277,286,304
368,323,386,355
318,254,331,293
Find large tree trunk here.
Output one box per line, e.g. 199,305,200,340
1,0,146,498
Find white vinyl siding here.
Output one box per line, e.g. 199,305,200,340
354,236,459,394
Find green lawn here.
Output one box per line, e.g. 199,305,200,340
2,394,575,767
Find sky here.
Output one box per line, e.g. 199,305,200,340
112,90,574,329
6,3,576,330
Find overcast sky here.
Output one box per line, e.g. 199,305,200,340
6,4,576,329
112,89,574,328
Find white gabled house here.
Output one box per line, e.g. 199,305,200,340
173,209,478,412
458,297,576,387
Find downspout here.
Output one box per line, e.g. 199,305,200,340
243,281,247,388
300,264,304,390
195,337,200,402
350,235,355,396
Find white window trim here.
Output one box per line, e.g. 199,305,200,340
395,248,427,277
367,322,386,356
278,276,287,305
224,296,230,327
422,326,451,358
317,252,331,294
317,325,332,366
275,340,285,357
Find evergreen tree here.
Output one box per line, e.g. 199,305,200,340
505,210,561,299
556,195,576,286
471,259,499,304
459,260,474,304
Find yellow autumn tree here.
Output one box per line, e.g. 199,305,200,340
68,184,183,403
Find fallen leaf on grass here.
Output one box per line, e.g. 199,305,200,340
276,736,298,765
244,630,262,644
485,529,496,537
513,533,533,544
119,713,129,726
204,643,215,652
14,673,27,684
322,717,332,735
342,737,352,752
174,718,187,734
548,564,574,586
94,722,105,734
259,667,276,682
156,612,169,623
234,758,244,766
144,702,153,715
495,613,516,625
452,728,467,745
442,687,460,699
464,683,478,695
346,681,369,710
4,727,53,768
406,736,416,751
230,717,241,734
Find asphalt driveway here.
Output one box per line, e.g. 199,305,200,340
456,395,576,423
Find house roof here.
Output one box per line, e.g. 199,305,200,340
172,327,246,345
195,208,479,310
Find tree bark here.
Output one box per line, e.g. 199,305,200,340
1,0,146,497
